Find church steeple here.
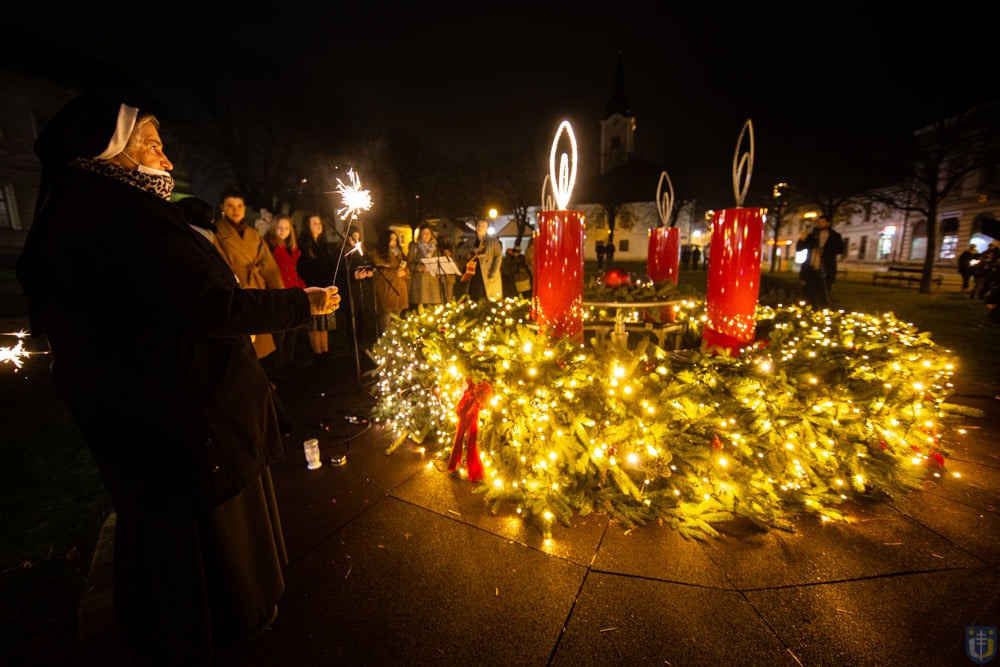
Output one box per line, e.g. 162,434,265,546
599,51,636,174
605,51,631,118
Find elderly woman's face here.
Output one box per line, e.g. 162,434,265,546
129,121,173,172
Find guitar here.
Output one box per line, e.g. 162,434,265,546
461,252,481,282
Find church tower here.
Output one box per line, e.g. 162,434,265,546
599,51,636,175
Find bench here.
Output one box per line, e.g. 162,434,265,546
872,265,942,290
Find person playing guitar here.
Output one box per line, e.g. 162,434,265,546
461,246,483,282
461,219,503,300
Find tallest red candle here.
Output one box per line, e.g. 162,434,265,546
702,207,764,354
532,210,585,342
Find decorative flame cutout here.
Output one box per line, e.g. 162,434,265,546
548,121,578,210
731,119,755,208
540,174,556,213
335,168,372,221
655,171,675,227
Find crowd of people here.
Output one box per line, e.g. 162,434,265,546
14,93,542,666
959,240,1000,300
959,240,1000,323
225,213,531,374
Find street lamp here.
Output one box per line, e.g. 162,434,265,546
770,182,788,272
488,208,498,235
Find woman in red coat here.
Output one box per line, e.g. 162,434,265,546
266,214,307,373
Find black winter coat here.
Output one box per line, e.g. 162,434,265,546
17,167,312,517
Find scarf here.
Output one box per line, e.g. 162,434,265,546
71,157,174,200
417,238,437,258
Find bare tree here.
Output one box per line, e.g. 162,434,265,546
361,130,449,236
491,142,546,248
866,101,1000,293
580,158,664,247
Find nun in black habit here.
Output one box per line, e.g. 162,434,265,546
16,94,340,665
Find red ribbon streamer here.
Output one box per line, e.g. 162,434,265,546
448,378,492,482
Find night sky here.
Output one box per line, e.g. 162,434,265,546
8,3,997,208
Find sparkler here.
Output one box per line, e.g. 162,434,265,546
329,167,375,385
335,168,372,222
1,330,32,371
332,167,374,283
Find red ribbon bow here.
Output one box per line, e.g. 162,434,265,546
448,378,492,482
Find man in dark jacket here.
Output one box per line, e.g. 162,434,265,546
796,214,846,309
16,94,339,666
958,243,979,293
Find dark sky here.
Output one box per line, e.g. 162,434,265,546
9,3,997,207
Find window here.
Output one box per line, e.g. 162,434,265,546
0,184,21,230
939,217,959,259
857,235,867,260
877,235,893,260
618,240,628,252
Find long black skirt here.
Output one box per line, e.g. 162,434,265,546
113,467,287,666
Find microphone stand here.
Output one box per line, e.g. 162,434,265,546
346,264,362,385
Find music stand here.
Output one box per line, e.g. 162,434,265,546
421,256,461,276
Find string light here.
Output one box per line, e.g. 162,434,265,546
370,296,958,539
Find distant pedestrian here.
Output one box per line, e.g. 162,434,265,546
972,241,1000,300
958,243,978,292
796,215,845,309
691,245,702,270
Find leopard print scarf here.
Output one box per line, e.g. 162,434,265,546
70,157,175,200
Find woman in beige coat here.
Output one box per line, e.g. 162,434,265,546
213,190,285,360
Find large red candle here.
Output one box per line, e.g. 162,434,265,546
703,207,764,354
647,226,680,285
532,210,585,342
646,226,680,323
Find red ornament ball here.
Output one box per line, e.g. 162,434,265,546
602,268,632,288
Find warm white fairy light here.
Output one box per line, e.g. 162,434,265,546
369,295,956,539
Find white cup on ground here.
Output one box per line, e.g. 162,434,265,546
303,438,322,470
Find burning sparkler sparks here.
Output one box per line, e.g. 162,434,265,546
1,330,32,371
335,168,372,222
